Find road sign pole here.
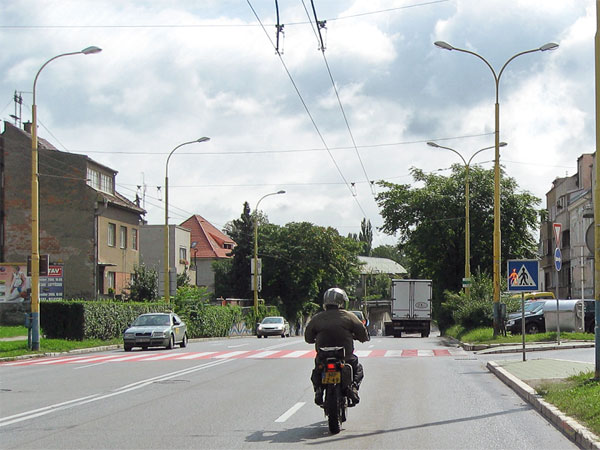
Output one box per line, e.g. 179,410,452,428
556,270,560,345
521,292,526,362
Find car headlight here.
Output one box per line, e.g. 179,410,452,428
123,332,134,338
507,320,515,326
258,325,263,330
152,330,166,337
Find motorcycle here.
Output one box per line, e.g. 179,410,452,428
316,346,354,434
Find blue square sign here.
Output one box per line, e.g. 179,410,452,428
507,259,539,292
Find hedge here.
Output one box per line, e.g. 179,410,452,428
41,300,171,340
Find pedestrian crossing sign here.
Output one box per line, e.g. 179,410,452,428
507,259,539,292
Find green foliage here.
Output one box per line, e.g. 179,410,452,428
442,270,494,331
175,301,243,338
177,269,191,288
371,244,406,266
175,285,212,303
40,300,170,340
364,273,391,300
376,166,540,316
126,264,159,302
212,258,234,299
0,325,28,338
0,337,123,359
222,202,254,298
358,218,373,256
243,305,281,332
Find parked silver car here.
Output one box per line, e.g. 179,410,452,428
256,316,290,338
123,312,187,351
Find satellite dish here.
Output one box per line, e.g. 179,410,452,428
585,223,594,255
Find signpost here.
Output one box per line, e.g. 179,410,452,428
507,259,539,361
553,223,562,345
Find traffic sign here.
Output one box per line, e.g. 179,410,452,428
507,259,539,292
554,248,562,272
553,223,562,248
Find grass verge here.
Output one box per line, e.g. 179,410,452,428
444,325,594,344
0,337,122,359
538,372,600,437
0,325,28,339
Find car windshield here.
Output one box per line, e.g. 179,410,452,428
262,317,283,324
133,315,170,326
523,301,545,314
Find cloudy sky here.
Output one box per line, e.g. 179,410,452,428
0,0,595,247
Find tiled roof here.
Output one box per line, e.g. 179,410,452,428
180,215,235,259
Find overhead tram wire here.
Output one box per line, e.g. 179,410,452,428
0,1,449,29
304,0,376,196
246,0,370,221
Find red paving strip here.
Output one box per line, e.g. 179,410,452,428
401,349,419,357
433,349,451,356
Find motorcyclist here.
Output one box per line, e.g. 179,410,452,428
305,287,369,406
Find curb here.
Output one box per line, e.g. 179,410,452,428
487,361,600,449
462,341,595,353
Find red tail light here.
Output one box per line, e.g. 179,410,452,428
326,363,336,371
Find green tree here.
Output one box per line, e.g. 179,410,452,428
371,244,406,267
359,218,373,256
259,222,362,320
223,202,254,298
126,264,159,302
376,165,539,322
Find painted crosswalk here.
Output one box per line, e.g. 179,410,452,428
1,348,468,367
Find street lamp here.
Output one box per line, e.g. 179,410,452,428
434,40,558,335
427,141,507,299
30,46,102,351
253,190,286,314
164,137,210,303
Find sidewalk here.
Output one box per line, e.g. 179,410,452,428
485,344,599,449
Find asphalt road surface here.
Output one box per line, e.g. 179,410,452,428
0,333,581,449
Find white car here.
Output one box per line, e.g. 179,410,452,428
123,312,187,351
257,316,290,338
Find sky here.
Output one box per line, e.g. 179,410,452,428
0,0,595,248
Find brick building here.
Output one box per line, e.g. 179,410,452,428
0,121,145,299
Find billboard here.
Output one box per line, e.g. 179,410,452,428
40,265,64,300
0,263,30,302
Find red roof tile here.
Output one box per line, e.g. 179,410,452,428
180,215,235,259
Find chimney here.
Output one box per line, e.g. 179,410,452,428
23,121,32,134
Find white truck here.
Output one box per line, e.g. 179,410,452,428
384,279,432,338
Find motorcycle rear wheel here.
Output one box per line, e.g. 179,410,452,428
325,385,343,434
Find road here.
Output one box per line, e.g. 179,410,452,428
0,333,582,449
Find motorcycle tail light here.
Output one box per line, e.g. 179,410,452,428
326,363,336,371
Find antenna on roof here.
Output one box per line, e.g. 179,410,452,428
9,91,23,128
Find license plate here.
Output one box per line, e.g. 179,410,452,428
322,371,341,384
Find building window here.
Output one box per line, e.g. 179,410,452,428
108,223,116,247
224,243,233,250
179,247,187,264
87,167,114,194
120,226,127,249
132,228,138,250
100,173,114,194
107,271,115,290
87,168,100,190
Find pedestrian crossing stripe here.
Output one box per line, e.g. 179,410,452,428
1,348,468,366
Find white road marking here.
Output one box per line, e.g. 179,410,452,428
354,350,372,357
214,351,248,359
143,353,190,361
176,352,217,360
419,350,434,357
281,350,310,358
248,351,280,358
0,359,233,428
275,402,306,423
227,343,249,348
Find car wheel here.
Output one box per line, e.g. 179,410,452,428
257,335,261,338
166,334,174,350
526,323,540,334
124,344,132,352
180,333,188,348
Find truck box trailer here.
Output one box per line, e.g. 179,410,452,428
384,279,432,338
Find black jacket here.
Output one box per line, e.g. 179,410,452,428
304,309,369,359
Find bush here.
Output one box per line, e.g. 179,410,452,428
126,264,159,302
442,270,494,330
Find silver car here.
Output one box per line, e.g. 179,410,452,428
256,316,290,338
123,312,188,351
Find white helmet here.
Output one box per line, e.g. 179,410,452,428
323,288,348,309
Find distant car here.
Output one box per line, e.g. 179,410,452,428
349,310,367,326
256,316,290,338
123,312,187,351
506,300,547,334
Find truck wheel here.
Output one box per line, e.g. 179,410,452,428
394,331,402,338
421,331,429,338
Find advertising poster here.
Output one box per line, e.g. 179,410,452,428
0,263,30,302
40,265,64,300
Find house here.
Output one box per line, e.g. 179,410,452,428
180,215,235,292
539,153,594,298
139,224,191,297
0,121,145,299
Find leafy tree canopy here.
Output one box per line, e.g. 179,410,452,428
376,165,540,299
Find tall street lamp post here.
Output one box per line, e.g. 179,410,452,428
427,142,506,299
253,190,285,314
594,0,600,380
164,137,210,303
30,46,102,351
434,40,558,335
